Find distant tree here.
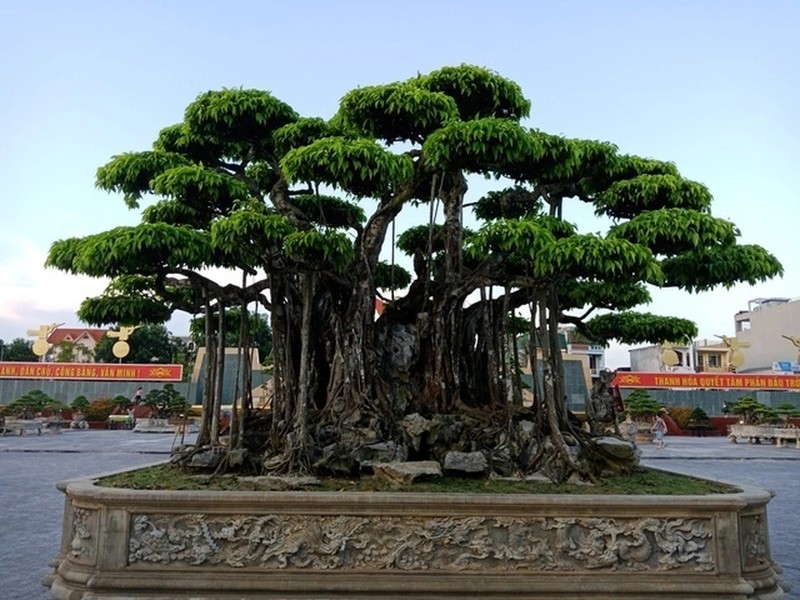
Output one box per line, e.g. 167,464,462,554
2,389,65,418
143,384,190,418
2,338,37,362
190,309,273,363
53,340,82,362
624,389,662,420
94,324,178,363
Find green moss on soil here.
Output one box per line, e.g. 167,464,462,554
99,463,737,495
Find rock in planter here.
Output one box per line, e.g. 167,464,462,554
443,450,489,476
352,441,408,469
372,460,442,485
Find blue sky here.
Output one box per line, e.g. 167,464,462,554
1,1,798,367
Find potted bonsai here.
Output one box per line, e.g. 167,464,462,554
687,406,711,437
623,389,663,443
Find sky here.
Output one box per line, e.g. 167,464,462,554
0,0,798,367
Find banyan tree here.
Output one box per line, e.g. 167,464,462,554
47,65,782,482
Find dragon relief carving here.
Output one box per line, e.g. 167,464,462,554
69,507,95,560
128,513,715,572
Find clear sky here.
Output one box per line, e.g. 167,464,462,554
1,0,798,367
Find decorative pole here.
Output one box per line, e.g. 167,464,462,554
107,325,140,362
26,323,63,362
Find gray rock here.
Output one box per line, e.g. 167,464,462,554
401,413,430,452
187,449,223,469
372,461,442,485
593,436,640,461
444,451,489,475
352,441,408,467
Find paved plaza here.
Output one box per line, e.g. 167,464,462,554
0,431,797,599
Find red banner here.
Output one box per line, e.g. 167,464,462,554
0,362,183,381
612,371,800,390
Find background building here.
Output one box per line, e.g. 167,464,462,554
734,297,800,373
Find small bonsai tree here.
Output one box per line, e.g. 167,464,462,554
624,389,662,422
4,389,60,419
142,384,190,419
71,395,90,412
688,406,711,428
730,396,778,425
775,402,800,423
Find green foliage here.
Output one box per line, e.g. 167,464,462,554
93,324,179,364
586,312,697,346
558,281,652,312
689,406,710,424
281,137,415,197
1,338,37,361
53,341,81,363
95,151,190,208
776,402,800,419
474,187,542,221
730,396,778,424
190,309,273,363
422,118,539,175
374,261,412,291
608,209,738,256
272,118,342,157
71,396,90,411
417,64,531,121
660,244,784,292
211,211,295,264
338,82,459,143
183,88,298,160
284,229,354,272
594,174,712,219
624,389,662,418
550,235,662,283
3,389,58,419
142,384,189,419
288,194,366,229
150,165,250,210
47,224,212,277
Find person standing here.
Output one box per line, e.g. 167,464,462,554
652,408,668,449
133,387,143,405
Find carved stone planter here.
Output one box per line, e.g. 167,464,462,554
47,469,786,599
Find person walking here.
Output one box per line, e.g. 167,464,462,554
652,408,668,449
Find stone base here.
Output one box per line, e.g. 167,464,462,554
47,469,785,599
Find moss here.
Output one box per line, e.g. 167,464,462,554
99,464,737,495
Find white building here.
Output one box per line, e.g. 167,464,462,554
734,297,800,373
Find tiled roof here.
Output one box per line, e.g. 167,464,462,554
46,327,108,345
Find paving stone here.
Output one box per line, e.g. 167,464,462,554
1,431,798,599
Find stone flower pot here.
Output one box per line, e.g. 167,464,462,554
46,466,786,599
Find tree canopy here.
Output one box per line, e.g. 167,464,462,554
47,65,782,482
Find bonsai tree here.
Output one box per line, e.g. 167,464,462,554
3,390,64,419
46,65,782,482
71,395,90,412
730,396,778,425
623,389,662,422
142,384,190,419
775,402,800,423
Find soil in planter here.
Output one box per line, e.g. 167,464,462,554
99,463,739,496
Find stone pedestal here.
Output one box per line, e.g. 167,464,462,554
47,470,785,599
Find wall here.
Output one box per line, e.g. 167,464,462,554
737,299,800,370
